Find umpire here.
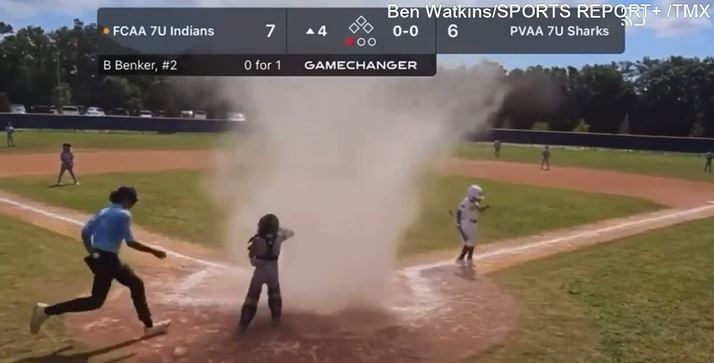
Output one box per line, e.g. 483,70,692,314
30,186,171,336
238,213,294,334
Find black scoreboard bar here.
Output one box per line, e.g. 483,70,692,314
98,7,625,76
99,54,437,76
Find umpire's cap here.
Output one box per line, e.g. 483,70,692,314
109,186,138,204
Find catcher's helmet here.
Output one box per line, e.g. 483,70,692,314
257,214,280,237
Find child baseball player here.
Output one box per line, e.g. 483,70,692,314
455,185,489,266
30,186,171,337
5,122,15,147
494,140,501,158
238,213,295,334
705,151,713,173
540,145,551,171
56,143,79,185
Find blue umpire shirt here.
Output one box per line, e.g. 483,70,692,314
81,204,135,254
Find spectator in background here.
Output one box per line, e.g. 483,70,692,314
5,122,15,147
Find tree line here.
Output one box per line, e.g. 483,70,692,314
1,19,713,137
0,20,233,118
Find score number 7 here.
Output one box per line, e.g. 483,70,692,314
266,24,276,38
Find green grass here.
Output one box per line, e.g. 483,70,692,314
0,170,224,247
0,214,90,362
471,217,714,363
400,174,662,256
1,130,221,153
457,142,714,182
0,170,662,255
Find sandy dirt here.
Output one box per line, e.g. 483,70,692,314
0,150,214,178
442,159,714,208
1,192,517,363
3,150,712,208
4,150,714,363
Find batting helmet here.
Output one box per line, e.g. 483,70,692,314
467,185,483,201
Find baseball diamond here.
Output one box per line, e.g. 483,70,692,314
3,133,714,362
2,14,714,361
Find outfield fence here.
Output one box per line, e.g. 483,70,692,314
2,113,714,153
470,129,714,153
0,113,247,133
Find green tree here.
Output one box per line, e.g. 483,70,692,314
0,92,10,112
51,83,72,110
532,121,550,131
573,119,591,132
96,76,141,111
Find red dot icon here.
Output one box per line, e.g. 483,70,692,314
344,36,355,46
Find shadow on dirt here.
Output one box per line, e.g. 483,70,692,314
12,335,161,363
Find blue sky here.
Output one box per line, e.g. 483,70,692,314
0,0,711,69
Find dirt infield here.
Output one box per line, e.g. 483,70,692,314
4,150,714,362
442,159,714,208
3,151,713,208
0,150,213,178
1,192,517,363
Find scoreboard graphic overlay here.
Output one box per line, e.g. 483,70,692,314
98,7,625,77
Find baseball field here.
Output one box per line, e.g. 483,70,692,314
3,131,714,363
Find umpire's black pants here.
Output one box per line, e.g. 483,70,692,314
45,250,154,328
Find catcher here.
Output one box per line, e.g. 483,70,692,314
238,213,295,334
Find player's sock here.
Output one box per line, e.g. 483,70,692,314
457,246,468,260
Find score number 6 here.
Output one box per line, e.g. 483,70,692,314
448,24,459,38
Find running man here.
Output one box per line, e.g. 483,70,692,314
30,186,171,336
56,143,79,185
238,214,295,333
705,151,713,173
455,185,489,266
540,145,551,171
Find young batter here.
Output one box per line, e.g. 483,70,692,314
238,214,294,333
455,185,489,266
30,186,171,336
56,143,79,185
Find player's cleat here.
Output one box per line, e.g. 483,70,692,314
144,319,171,336
30,303,49,334
74,182,80,185
455,258,465,266
271,317,280,328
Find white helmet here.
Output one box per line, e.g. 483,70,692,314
467,184,483,201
